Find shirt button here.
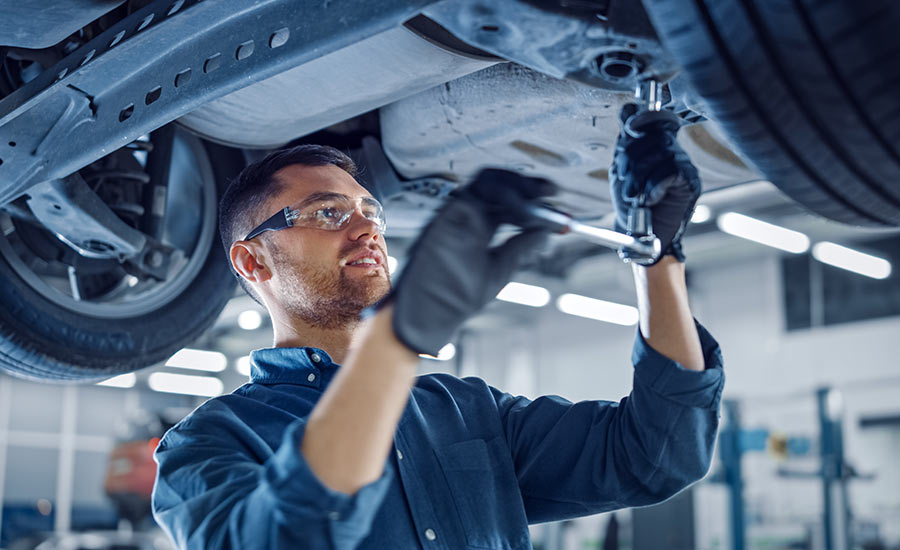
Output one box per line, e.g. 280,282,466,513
396,449,403,460
328,511,340,521
424,528,437,541
307,373,316,383
310,352,322,363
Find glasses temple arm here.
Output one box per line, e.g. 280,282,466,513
243,207,293,241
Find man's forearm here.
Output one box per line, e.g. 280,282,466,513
632,256,704,371
301,305,418,494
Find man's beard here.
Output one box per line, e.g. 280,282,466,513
271,243,391,330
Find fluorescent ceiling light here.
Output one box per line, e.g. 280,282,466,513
691,204,712,224
238,310,263,330
716,212,810,253
387,256,398,274
419,343,456,362
148,372,224,397
496,282,550,307
812,242,892,279
96,373,136,388
235,355,252,376
556,293,639,326
165,348,227,372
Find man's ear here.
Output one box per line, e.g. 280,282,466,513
230,241,272,284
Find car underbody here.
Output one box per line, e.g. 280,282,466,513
1,0,899,378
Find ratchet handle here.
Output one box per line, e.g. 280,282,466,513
617,234,661,265
517,204,661,264
509,202,572,234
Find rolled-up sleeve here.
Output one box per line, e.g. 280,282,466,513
493,320,724,524
631,320,724,408
152,412,393,550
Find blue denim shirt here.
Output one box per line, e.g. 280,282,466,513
152,324,724,550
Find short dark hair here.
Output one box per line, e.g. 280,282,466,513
218,144,358,304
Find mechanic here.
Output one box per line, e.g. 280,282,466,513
151,106,724,549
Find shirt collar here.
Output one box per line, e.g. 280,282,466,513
249,346,338,387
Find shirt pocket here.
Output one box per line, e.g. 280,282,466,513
434,436,530,550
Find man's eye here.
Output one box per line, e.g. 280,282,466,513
314,207,342,220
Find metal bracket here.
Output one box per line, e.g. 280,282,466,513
359,135,457,202
26,174,174,279
0,0,442,207
421,0,678,89
360,136,406,202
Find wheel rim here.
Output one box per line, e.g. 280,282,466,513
0,129,219,319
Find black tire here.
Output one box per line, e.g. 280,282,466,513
643,0,900,226
0,135,244,381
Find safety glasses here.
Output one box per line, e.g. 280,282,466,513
243,192,386,241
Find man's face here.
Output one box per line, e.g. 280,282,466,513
257,164,391,328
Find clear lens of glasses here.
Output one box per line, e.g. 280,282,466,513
286,195,386,234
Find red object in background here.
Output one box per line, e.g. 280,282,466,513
104,439,159,509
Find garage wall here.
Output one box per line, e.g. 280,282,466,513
689,254,900,546
0,375,198,547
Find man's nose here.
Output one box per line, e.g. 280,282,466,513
346,211,381,241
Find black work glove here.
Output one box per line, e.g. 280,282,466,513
378,169,556,356
609,103,701,263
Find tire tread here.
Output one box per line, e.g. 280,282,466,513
643,0,900,226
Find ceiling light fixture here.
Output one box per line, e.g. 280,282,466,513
148,372,224,397
691,204,712,224
419,343,456,361
165,348,227,372
717,212,810,253
237,310,263,330
235,355,252,376
496,282,551,307
96,373,137,388
812,242,892,279
556,293,639,326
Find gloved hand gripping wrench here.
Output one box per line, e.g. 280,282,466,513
511,79,679,265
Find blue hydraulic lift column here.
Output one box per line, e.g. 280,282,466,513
817,387,853,550
719,399,745,550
